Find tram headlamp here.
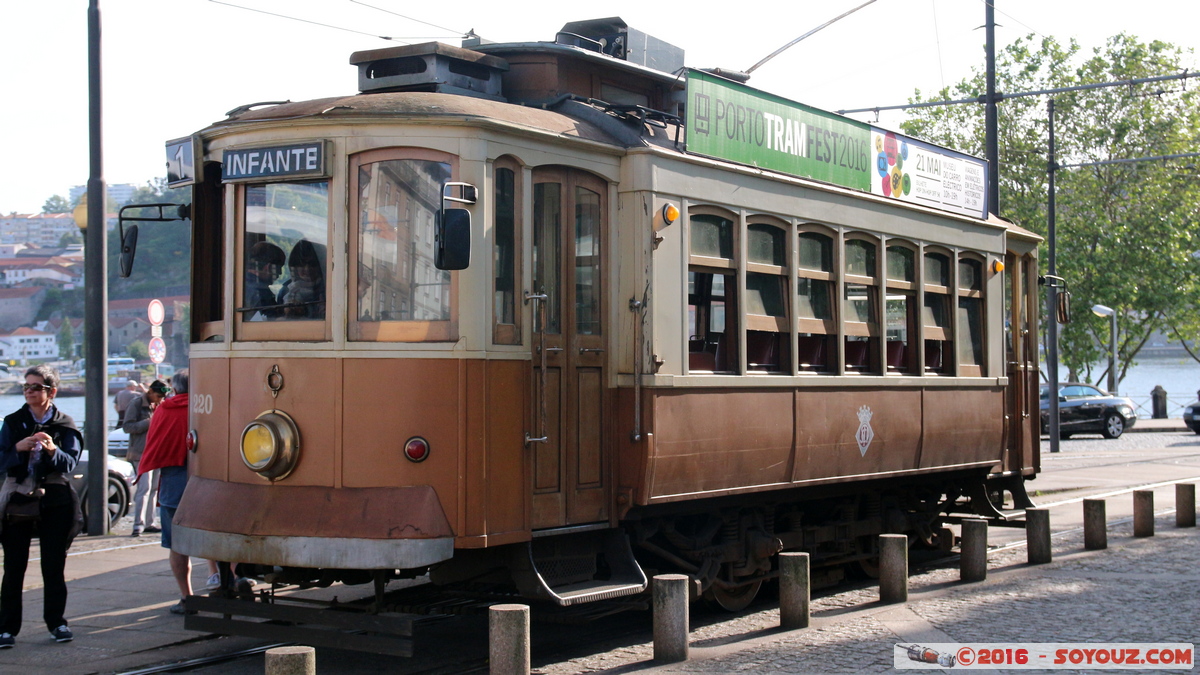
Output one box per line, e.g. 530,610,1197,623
240,410,301,481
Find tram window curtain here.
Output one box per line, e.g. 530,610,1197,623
844,235,880,373
492,159,522,345
349,148,460,342
797,229,835,373
885,243,917,373
923,249,952,374
957,256,985,376
745,222,788,373
687,209,737,374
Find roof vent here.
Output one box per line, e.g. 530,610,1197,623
349,42,509,99
557,17,684,75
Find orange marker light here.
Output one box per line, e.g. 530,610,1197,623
661,203,679,225
992,260,1005,273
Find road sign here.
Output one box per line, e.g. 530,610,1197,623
148,299,165,326
148,336,166,364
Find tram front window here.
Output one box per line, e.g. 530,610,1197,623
241,182,329,322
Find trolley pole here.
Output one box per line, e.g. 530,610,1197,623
85,0,110,534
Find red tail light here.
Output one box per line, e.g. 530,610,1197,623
187,429,198,452
403,436,430,462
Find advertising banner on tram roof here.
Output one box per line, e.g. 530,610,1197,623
685,69,989,220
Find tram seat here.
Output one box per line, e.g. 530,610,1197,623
925,341,944,372
844,340,870,371
797,335,826,370
746,331,779,371
689,350,717,371
886,341,907,371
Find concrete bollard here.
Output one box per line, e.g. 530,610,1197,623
779,552,810,629
265,646,315,675
1133,490,1154,537
489,604,530,675
1177,483,1196,528
1084,499,1107,550
653,574,689,663
1026,508,1052,565
878,534,908,603
960,519,988,582
1150,385,1167,419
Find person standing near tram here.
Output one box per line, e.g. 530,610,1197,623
123,380,170,537
0,365,83,647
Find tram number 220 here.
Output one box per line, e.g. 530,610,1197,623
192,394,214,415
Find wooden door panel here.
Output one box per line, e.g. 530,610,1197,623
575,367,603,487
534,368,563,492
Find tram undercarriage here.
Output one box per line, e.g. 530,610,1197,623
184,471,1030,652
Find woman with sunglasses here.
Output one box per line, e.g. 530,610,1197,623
0,365,82,648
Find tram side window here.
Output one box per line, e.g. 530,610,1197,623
351,152,456,342
885,243,917,373
192,162,224,342
923,251,951,373
240,181,329,323
745,222,789,373
796,230,834,372
493,162,521,345
688,212,737,373
957,256,985,375
844,237,880,373
688,271,737,372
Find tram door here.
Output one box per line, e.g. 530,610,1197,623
528,167,610,529
1004,252,1039,472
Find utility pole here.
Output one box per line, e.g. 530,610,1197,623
984,0,1000,216
85,0,109,534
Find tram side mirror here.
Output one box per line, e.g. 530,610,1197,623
435,208,471,271
118,224,139,278
1056,290,1071,324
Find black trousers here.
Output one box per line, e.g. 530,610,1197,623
0,484,73,635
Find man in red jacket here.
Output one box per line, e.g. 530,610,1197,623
137,369,191,615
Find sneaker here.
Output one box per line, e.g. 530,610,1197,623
205,572,221,590
0,632,13,648
130,530,142,538
144,526,161,534
49,626,72,643
235,577,254,598
168,600,195,616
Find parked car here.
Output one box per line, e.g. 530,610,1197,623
1040,383,1137,439
108,426,130,458
70,448,135,530
1183,401,1200,434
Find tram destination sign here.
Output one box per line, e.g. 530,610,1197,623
222,142,328,183
685,70,988,219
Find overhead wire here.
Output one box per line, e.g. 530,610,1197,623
207,0,459,43
349,0,468,38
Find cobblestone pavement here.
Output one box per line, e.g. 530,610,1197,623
534,517,1199,674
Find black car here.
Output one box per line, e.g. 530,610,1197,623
1183,400,1200,434
1040,383,1137,439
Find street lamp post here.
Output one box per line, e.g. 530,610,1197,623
1091,304,1117,394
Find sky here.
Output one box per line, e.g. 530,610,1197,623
1,0,1198,215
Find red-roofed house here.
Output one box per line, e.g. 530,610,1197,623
0,326,57,364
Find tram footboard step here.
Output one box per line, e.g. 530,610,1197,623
512,529,648,606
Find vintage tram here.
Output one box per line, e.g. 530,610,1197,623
150,17,1041,650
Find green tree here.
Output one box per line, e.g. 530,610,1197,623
106,178,191,299
903,34,1200,387
57,320,76,360
42,195,72,214
127,340,149,362
58,230,82,247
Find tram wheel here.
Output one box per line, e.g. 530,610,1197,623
704,579,762,612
